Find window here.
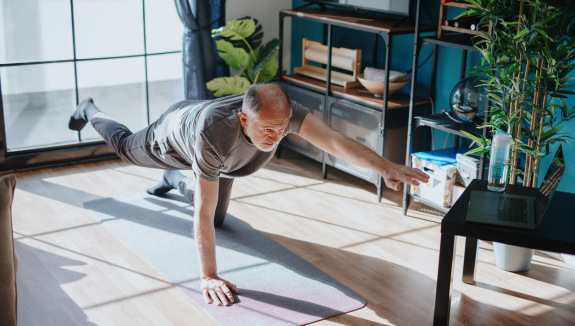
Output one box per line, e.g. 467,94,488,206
0,0,183,166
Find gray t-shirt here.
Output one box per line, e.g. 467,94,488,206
166,94,309,181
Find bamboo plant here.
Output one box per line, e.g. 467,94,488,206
461,0,575,187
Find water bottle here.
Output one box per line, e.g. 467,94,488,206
487,131,511,192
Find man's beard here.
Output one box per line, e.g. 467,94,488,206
256,142,276,152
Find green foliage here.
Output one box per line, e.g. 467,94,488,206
212,19,256,41
462,0,575,183
206,77,252,97
215,39,249,71
206,17,281,96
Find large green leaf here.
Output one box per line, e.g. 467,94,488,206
230,16,263,52
211,19,256,41
246,55,278,83
216,39,249,71
244,38,280,82
253,39,280,76
259,57,278,82
206,76,251,97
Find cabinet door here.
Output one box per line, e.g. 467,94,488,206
281,83,324,162
325,98,382,184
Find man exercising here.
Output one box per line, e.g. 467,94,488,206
69,83,429,307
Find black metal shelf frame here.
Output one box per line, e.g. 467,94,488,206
278,7,431,202
403,0,488,215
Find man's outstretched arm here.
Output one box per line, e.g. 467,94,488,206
194,177,239,306
298,113,429,190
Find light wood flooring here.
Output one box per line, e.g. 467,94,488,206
9,149,575,326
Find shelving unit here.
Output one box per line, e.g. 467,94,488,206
281,74,431,109
411,114,484,151
437,1,491,39
402,0,488,215
278,6,433,202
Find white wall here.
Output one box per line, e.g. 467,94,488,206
226,0,292,76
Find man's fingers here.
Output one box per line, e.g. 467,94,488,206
386,179,400,191
226,281,240,294
401,168,429,186
222,287,235,303
388,173,423,189
215,288,229,306
404,175,423,187
413,168,430,181
209,290,222,306
203,290,212,304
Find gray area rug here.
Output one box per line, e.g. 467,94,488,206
84,193,366,326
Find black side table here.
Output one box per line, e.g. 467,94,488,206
433,179,575,326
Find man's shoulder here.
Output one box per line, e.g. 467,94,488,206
197,94,241,123
286,100,310,134
195,95,242,142
206,94,243,112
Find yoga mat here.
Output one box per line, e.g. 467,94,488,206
84,193,366,326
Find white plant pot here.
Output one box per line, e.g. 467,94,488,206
493,242,535,272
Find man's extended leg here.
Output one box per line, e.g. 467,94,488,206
148,170,233,226
69,97,191,170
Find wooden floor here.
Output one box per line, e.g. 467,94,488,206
9,149,575,326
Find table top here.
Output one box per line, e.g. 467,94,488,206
442,180,575,255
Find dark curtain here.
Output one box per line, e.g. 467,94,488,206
174,0,225,100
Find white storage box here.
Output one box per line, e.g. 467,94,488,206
410,148,464,207
456,153,480,187
451,183,466,206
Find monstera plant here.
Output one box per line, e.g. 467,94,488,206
206,17,281,97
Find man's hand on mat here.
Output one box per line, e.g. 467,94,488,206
201,275,240,306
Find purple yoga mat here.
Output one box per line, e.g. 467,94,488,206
84,193,366,326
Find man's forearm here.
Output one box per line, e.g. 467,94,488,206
328,132,391,175
193,178,220,279
193,177,239,306
194,211,218,278
299,113,391,175
299,112,430,191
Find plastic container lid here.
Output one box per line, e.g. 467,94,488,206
493,130,511,145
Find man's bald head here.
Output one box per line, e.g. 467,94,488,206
241,83,291,118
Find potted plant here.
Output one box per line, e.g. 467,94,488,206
461,0,575,271
206,17,280,97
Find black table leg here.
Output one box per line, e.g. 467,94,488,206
434,233,457,326
462,238,478,285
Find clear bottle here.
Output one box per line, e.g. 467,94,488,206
487,131,511,192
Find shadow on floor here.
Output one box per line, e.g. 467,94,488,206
15,241,96,326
